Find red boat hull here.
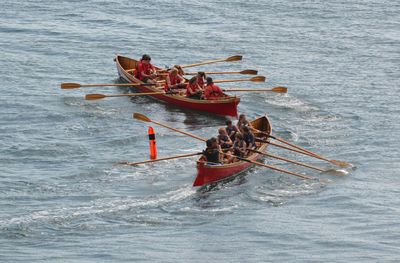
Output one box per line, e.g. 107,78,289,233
193,116,272,187
115,55,240,117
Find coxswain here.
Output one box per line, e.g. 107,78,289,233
164,67,186,93
202,137,222,165
217,127,233,150
225,119,239,142
135,54,157,84
237,114,254,133
186,76,203,99
203,77,224,100
242,126,255,151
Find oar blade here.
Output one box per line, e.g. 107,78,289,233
251,76,266,82
225,55,243,62
133,112,151,122
85,94,107,100
271,86,288,93
240,69,258,75
61,83,81,89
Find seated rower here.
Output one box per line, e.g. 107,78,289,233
232,133,246,161
203,77,224,100
202,137,222,165
186,76,203,99
225,119,239,142
237,113,254,133
135,54,158,84
242,126,255,151
164,67,186,93
217,127,233,150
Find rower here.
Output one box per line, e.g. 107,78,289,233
164,67,186,93
203,77,224,100
202,137,222,165
225,119,239,141
196,72,206,88
135,54,158,84
217,127,233,150
186,76,204,99
232,133,246,162
242,126,255,152
237,114,254,133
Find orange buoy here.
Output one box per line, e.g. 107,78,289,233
148,126,157,159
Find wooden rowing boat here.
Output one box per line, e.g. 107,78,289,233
115,55,240,117
194,115,272,187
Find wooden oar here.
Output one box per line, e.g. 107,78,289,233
255,132,349,168
119,152,203,166
249,149,326,172
61,82,155,89
133,113,206,142
85,92,165,100
133,112,315,180
223,87,287,93
213,76,266,83
180,55,242,69
184,69,258,75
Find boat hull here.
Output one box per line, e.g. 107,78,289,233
193,116,272,187
115,55,240,117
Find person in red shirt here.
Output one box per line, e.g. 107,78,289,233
164,67,186,93
135,54,157,83
186,76,203,99
203,77,224,100
196,72,206,88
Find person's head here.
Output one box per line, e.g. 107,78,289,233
226,120,233,126
189,76,197,85
218,127,227,135
206,77,213,85
141,54,151,64
197,72,206,78
170,67,178,76
210,137,218,147
206,139,213,148
239,114,246,122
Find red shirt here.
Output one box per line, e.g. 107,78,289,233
164,72,183,91
135,60,155,81
186,82,201,97
197,77,205,88
204,83,223,100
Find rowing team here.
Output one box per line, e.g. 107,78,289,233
134,54,227,100
200,114,257,165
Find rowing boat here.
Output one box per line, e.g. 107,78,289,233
115,55,240,117
194,115,272,187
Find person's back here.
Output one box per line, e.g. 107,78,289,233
204,77,224,100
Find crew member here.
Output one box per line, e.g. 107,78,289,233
202,137,222,165
237,114,253,133
232,133,246,161
186,76,203,99
242,126,255,151
225,119,239,141
217,127,233,150
135,54,157,83
196,72,206,88
203,77,224,100
164,67,186,93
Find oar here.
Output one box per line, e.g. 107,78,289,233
268,135,350,167
256,132,349,168
60,82,155,89
184,69,258,75
133,112,315,180
249,149,326,172
213,76,266,83
223,87,287,93
133,113,206,142
85,92,165,100
119,152,203,166
180,55,243,69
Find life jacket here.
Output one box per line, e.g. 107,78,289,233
233,140,245,157
164,72,183,91
243,132,255,147
204,83,223,100
135,60,155,81
218,134,231,149
186,82,201,97
203,148,221,164
226,125,238,141
197,77,205,87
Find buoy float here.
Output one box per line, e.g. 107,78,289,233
148,126,157,159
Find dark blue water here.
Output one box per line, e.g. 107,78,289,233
1,0,399,262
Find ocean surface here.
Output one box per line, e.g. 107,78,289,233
1,0,399,262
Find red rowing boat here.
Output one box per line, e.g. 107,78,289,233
194,115,272,187
115,55,240,117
